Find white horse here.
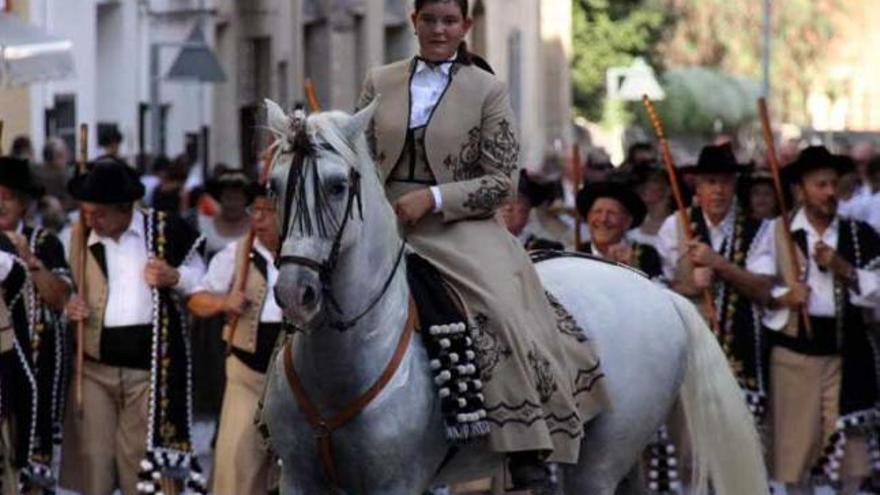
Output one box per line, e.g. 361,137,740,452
261,98,768,495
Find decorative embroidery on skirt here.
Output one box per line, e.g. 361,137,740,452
484,399,583,439
470,313,511,382
572,362,605,397
527,343,557,403
544,291,587,342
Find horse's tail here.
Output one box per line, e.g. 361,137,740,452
670,292,769,495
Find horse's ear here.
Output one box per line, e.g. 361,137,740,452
346,96,380,142
265,98,289,135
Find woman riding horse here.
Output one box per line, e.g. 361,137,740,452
357,0,607,488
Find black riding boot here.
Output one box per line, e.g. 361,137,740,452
508,451,551,491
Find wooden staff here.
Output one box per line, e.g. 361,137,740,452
642,95,720,332
572,144,583,248
0,119,4,153
757,98,812,338
304,79,321,113
74,124,88,413
224,141,278,356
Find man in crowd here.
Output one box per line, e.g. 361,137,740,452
501,169,564,251
187,186,280,494
0,157,72,492
765,146,880,495
576,180,663,281
657,142,775,418
61,160,206,495
0,161,42,495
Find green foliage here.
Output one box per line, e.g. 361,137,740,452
661,0,844,125
635,67,760,135
571,0,670,121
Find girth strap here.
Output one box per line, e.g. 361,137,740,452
282,297,419,488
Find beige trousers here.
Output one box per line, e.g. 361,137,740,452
212,355,276,495
770,347,869,484
59,360,150,495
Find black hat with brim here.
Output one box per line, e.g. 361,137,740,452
68,159,145,204
207,169,257,204
783,145,855,184
680,143,749,175
0,156,45,197
576,181,648,228
517,169,560,207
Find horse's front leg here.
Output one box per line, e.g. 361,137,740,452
278,466,339,495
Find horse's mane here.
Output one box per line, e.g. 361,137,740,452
275,110,384,239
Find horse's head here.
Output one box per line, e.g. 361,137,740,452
266,98,392,329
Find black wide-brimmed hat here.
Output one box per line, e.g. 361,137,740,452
0,156,45,197
517,169,560,207
206,168,257,203
680,143,749,175
68,159,145,204
783,145,855,183
576,181,647,228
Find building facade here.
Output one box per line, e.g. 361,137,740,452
1,0,574,176
1,0,220,166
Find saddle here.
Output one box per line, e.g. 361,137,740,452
406,253,491,442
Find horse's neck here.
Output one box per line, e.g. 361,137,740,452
294,199,411,408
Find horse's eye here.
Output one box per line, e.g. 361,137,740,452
327,181,347,197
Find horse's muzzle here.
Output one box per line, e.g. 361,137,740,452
275,265,323,326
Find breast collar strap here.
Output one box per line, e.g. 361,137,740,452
282,297,419,489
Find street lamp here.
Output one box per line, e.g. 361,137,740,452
149,25,225,159
606,57,665,101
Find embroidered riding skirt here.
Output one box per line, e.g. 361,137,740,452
387,175,607,464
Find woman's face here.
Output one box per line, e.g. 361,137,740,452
411,1,472,61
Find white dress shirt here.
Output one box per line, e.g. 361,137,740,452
195,240,282,323
89,210,205,327
410,56,455,213
0,251,15,282
765,210,880,326
656,206,775,282
866,191,880,234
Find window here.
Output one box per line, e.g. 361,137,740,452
138,102,170,157
44,94,76,159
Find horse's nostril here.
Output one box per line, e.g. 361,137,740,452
301,286,317,307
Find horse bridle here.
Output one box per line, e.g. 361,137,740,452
276,150,407,332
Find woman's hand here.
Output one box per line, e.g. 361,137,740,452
393,189,435,226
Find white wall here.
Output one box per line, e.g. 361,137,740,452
29,0,98,157
27,0,218,162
